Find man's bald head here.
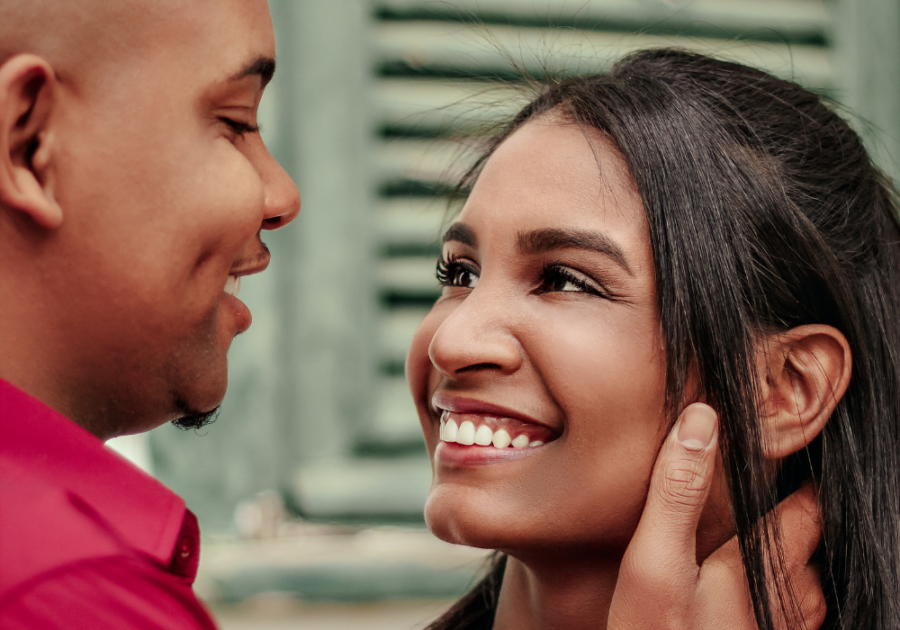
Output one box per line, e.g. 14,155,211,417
0,0,181,88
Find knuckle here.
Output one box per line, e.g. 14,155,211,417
774,587,826,630
619,552,681,596
659,460,709,509
803,590,827,629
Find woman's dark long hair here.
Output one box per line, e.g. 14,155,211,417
428,49,900,630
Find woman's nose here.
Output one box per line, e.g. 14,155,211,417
427,286,523,379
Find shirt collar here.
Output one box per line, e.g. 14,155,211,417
0,378,188,571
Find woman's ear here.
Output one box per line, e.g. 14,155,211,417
0,53,61,229
756,325,852,459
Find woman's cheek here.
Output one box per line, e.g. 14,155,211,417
533,308,667,522
534,306,665,414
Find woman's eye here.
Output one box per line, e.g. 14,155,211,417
540,265,606,297
436,257,479,289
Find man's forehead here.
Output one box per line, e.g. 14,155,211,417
151,0,277,87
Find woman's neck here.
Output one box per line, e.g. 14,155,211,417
492,552,622,630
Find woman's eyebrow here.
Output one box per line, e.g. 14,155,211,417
516,228,632,275
442,222,478,248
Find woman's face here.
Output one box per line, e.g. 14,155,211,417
406,118,671,557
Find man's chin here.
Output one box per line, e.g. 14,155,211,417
171,406,221,431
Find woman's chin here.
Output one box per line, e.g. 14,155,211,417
424,486,521,550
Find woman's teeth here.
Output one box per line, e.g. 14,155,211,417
224,275,241,298
439,412,546,449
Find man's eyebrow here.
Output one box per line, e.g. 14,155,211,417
442,223,478,248
230,56,276,88
517,228,632,275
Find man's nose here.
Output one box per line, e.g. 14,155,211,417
258,145,301,230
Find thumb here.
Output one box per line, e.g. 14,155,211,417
622,403,720,587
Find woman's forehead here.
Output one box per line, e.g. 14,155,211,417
458,121,648,247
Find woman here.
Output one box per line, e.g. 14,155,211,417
405,49,900,629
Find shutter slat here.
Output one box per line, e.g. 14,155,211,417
375,79,528,135
374,21,832,89
377,0,830,41
379,256,442,297
377,199,449,247
376,139,477,187
380,308,430,365
371,375,425,445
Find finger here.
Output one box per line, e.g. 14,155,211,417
609,404,720,630
704,487,824,630
633,403,719,558
767,486,824,630
622,403,719,584
771,484,822,571
800,566,828,630
772,563,826,630
708,487,821,577
797,563,826,630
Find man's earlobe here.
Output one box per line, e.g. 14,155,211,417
0,54,61,228
757,325,852,460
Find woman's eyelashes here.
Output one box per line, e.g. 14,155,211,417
436,254,479,289
435,254,612,298
538,263,611,298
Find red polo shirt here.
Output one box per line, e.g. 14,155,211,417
0,379,218,629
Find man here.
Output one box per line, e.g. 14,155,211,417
0,1,820,628
0,0,298,627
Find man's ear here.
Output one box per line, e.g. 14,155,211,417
0,53,61,229
756,325,852,460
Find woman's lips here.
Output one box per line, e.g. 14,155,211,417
435,440,543,466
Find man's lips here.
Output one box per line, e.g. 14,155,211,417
230,246,271,278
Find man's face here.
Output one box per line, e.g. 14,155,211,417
45,0,299,436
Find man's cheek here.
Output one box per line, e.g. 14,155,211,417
205,155,267,238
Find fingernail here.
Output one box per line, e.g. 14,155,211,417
677,404,717,451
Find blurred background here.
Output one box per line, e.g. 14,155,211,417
107,0,899,626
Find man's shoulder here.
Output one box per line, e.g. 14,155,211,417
0,458,135,597
0,381,210,627
0,380,190,591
